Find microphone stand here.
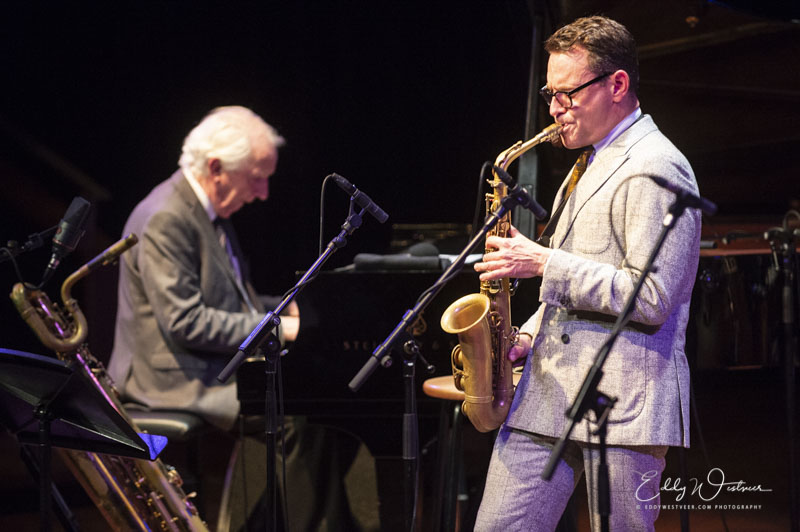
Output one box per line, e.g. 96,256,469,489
764,223,799,532
349,191,530,532
217,202,367,532
724,218,799,531
541,195,696,532
0,227,58,264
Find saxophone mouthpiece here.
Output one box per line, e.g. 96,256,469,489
540,123,563,146
522,123,563,150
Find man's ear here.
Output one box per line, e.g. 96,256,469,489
610,70,630,102
208,158,222,177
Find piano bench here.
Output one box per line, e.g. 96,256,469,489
126,407,210,515
423,376,466,532
126,409,208,441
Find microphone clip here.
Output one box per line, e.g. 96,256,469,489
491,164,549,221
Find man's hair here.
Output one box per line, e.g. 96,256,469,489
179,105,285,178
545,16,639,94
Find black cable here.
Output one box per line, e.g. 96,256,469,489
1,246,28,284
471,162,492,239
319,176,334,256
418,163,500,307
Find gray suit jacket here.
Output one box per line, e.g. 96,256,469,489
109,171,272,430
507,115,700,448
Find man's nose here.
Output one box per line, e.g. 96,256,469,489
254,180,269,200
549,98,566,117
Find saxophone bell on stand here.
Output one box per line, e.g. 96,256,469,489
440,123,561,433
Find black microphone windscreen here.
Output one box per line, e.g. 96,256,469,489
331,173,389,223
53,197,91,255
331,174,355,194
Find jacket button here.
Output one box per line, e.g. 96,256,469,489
561,333,570,344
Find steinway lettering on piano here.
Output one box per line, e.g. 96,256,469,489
341,338,455,353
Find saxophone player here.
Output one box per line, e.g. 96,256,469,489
473,16,701,531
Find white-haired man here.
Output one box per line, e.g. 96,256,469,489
110,105,298,429
109,107,365,531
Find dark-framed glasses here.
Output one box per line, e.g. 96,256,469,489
539,72,611,108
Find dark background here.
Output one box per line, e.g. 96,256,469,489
0,1,798,529
1,1,798,352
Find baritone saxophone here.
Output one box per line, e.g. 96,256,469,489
10,233,209,532
440,123,561,433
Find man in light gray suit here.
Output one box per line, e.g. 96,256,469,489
473,16,701,531
109,105,298,431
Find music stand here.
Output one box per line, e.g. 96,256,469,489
0,348,167,531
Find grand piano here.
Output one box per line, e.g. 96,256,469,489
237,267,541,457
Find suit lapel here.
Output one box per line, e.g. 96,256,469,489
552,115,657,249
553,152,628,249
173,172,255,310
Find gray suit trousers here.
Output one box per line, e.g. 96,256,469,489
475,426,667,531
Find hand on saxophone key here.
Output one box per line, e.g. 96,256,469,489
474,225,551,281
509,332,533,364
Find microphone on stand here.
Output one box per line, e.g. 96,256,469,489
645,175,717,216
40,197,91,286
491,165,549,221
331,174,389,223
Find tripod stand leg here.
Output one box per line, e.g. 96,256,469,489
19,445,82,532
38,417,52,532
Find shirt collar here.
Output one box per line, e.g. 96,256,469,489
182,167,217,222
592,107,642,157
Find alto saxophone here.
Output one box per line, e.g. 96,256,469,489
440,123,562,432
10,234,209,532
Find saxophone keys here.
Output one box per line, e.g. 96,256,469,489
166,467,184,487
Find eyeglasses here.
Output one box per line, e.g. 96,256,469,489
539,72,611,109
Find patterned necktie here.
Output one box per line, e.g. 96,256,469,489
564,147,594,197
214,218,257,313
214,218,242,279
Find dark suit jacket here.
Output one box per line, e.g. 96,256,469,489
109,171,272,430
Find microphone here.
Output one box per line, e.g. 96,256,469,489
646,175,717,216
491,165,549,221
41,196,91,285
331,174,389,223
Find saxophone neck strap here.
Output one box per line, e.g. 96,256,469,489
535,195,569,249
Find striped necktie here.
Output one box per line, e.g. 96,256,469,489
564,147,594,197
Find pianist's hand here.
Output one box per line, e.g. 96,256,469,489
282,316,300,343
281,301,300,342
